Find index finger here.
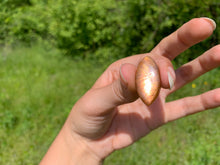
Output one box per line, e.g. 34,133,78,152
151,17,216,60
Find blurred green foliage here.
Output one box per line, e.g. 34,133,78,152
1,1,220,164
0,44,219,165
0,0,219,62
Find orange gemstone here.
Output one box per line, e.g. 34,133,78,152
135,56,161,105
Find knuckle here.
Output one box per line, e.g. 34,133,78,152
213,88,220,103
211,45,220,61
112,80,127,103
176,65,192,82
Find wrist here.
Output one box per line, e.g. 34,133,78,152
40,122,103,165
68,125,103,165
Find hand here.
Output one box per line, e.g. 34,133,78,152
40,18,220,165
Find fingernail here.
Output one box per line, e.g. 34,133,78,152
202,17,216,30
168,67,175,90
119,64,127,85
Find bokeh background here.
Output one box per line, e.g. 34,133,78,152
0,0,219,164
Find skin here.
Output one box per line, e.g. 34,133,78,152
40,18,220,165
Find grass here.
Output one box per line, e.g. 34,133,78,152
0,44,219,165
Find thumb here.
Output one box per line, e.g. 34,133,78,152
81,63,138,114
70,63,138,139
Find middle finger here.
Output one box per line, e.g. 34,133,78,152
165,45,220,96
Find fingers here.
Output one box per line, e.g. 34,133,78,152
164,88,220,123
149,18,216,89
151,17,216,60
94,18,216,91
165,45,220,95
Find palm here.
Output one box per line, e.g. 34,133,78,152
107,96,166,148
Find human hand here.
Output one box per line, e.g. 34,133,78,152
41,18,219,165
